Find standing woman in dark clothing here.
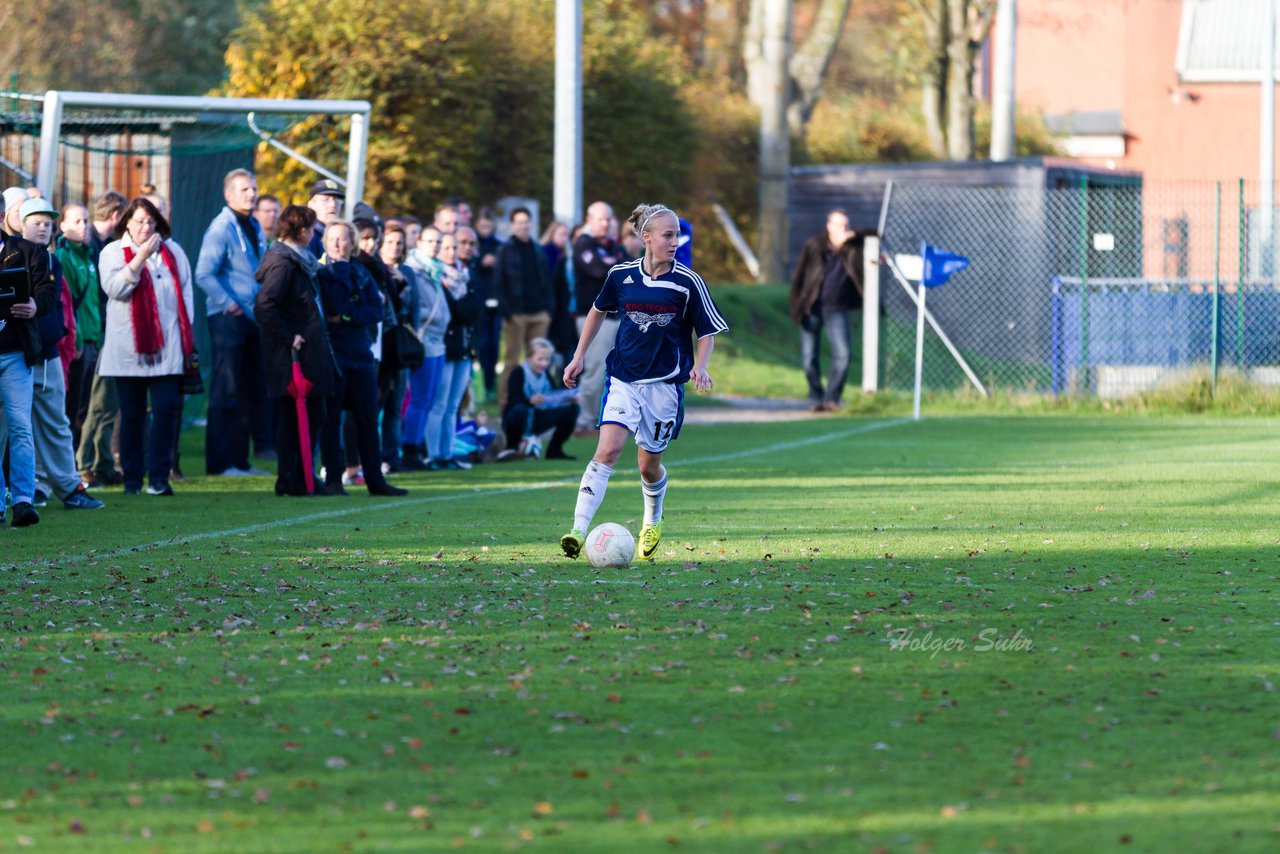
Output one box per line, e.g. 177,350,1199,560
343,217,397,483
317,221,408,497
376,221,417,472
253,205,337,496
547,223,583,368
471,209,502,402
540,221,570,274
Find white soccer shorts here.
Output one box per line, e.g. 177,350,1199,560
598,376,684,453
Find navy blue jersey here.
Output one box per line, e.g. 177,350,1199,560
593,258,728,384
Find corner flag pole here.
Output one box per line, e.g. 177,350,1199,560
913,241,927,421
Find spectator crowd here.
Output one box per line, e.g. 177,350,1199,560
0,169,657,525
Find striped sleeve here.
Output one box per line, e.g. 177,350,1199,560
677,263,728,338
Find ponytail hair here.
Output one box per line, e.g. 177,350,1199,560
628,203,676,238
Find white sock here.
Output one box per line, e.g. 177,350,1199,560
641,466,667,526
573,460,613,532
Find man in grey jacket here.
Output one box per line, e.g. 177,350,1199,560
195,168,271,476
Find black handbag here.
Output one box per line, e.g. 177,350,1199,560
181,349,205,396
394,322,425,370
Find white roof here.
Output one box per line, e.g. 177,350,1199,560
1178,0,1280,82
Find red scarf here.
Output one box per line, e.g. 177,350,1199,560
122,242,193,366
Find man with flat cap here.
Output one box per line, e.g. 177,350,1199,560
307,178,346,259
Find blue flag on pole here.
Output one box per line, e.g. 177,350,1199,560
921,242,970,288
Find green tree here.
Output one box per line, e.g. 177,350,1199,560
1,0,252,95
224,0,696,225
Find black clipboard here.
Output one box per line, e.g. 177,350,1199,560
0,267,31,314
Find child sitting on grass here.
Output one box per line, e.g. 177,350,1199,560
502,337,578,460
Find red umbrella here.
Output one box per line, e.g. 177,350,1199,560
287,349,315,494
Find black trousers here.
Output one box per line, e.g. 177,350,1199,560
205,312,268,474
116,375,181,490
320,363,390,490
65,341,99,446
274,394,327,495
502,402,577,454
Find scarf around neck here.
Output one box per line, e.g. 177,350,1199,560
440,259,469,299
522,359,552,404
123,240,193,366
285,240,319,277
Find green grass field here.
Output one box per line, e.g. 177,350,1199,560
3,415,1279,853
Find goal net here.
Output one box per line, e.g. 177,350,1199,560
0,89,370,265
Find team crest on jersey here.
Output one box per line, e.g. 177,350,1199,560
627,309,676,332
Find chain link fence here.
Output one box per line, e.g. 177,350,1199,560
877,180,1280,397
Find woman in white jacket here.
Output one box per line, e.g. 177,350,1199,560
98,197,195,496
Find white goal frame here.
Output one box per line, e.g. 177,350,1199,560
26,90,372,210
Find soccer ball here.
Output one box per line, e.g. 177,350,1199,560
519,436,543,459
585,523,636,568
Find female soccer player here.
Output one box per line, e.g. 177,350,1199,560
560,203,728,561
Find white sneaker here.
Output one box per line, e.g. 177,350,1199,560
217,467,251,476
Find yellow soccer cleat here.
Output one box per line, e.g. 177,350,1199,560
639,522,662,561
561,529,586,559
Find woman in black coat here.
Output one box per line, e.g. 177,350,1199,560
316,221,408,497
253,205,338,496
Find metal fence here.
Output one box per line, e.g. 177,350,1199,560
877,180,1280,397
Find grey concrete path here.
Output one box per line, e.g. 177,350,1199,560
684,395,827,424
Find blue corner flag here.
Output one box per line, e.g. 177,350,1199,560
922,242,969,288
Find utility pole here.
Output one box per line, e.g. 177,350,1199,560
554,0,583,228
757,0,792,283
1262,0,1275,277
989,0,1017,161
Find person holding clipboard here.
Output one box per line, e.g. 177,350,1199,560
0,195,58,527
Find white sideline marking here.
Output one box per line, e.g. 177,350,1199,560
10,419,907,570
